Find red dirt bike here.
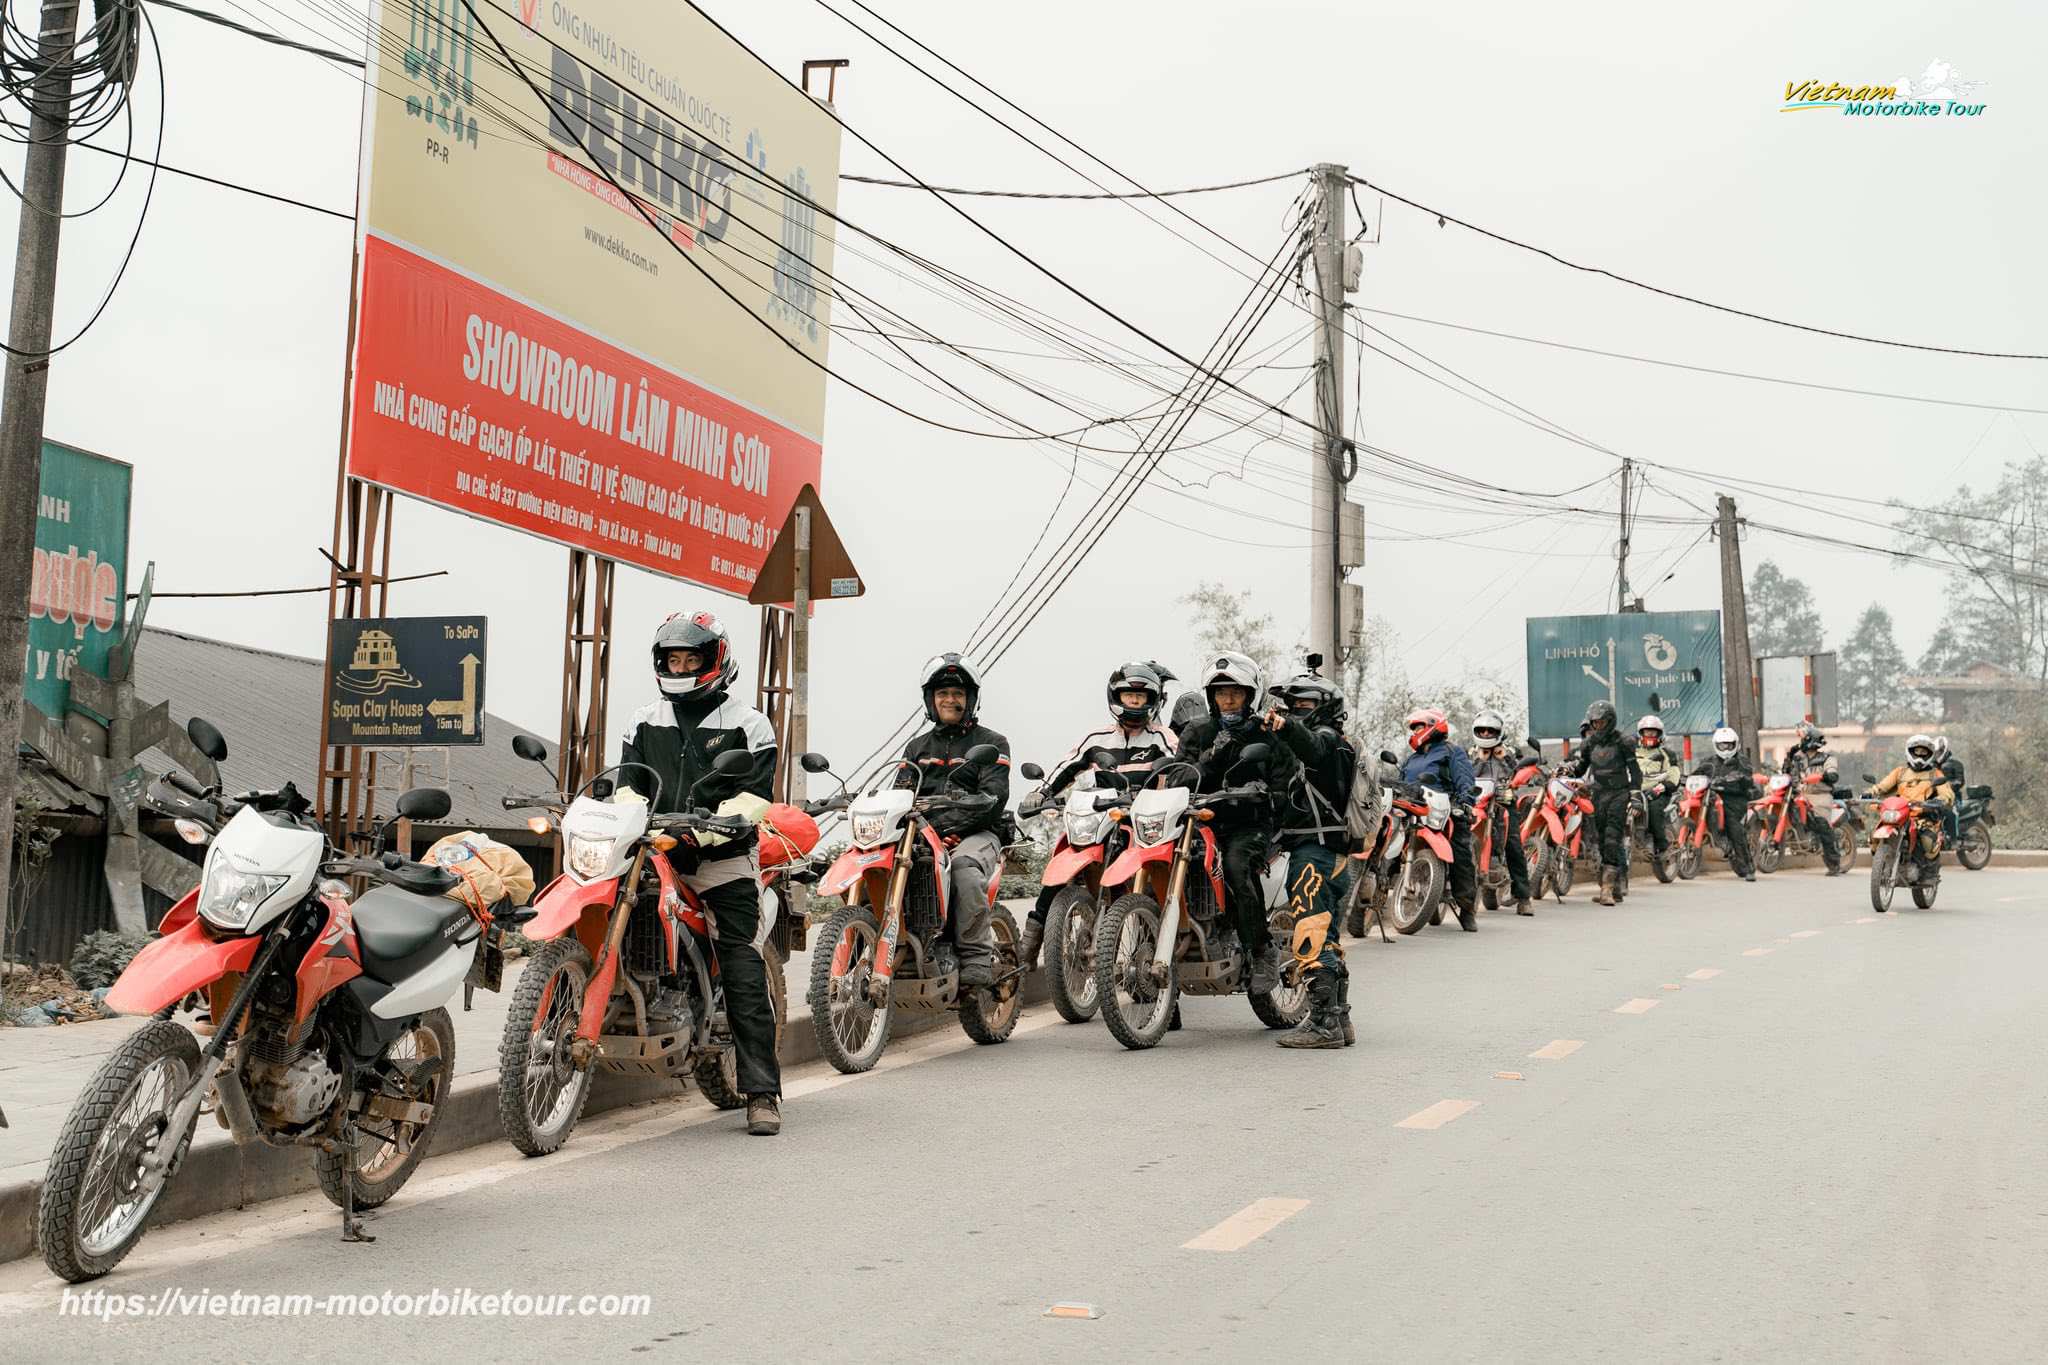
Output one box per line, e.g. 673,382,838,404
495,740,814,1155
38,719,495,1281
1016,754,1136,1023
1362,751,1459,934
1521,772,1592,901
1672,773,1750,879
1863,782,1948,913
1090,744,1306,1048
1745,770,1852,874
804,746,1023,1074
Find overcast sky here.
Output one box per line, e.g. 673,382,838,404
9,0,2045,786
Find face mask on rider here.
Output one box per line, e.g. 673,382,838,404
1213,685,1251,728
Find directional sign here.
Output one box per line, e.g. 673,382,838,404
326,617,488,747
1526,611,1725,739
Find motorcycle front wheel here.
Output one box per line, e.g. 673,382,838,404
1755,835,1782,875
1094,894,1178,1050
1676,841,1701,880
1391,849,1443,934
809,904,894,1074
1044,885,1102,1023
38,1020,201,1282
1957,822,1992,871
959,907,1023,1044
497,938,595,1154
318,1008,455,1211
1870,840,1899,914
1551,849,1576,901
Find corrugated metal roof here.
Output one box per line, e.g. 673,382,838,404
15,755,104,817
129,627,547,831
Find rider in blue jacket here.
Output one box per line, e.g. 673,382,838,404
1399,707,1480,930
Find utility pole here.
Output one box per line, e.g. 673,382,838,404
1308,162,1348,673
1616,458,1632,612
0,0,83,962
789,504,811,803
1715,495,1759,759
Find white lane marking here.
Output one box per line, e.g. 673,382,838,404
0,1013,1059,1310
1854,916,1878,923
1686,968,1722,980
1182,1197,1311,1251
1395,1099,1479,1130
1613,998,1660,1015
1528,1039,1584,1060
1790,929,1823,938
1742,947,1774,957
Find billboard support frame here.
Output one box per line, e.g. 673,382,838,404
558,549,615,799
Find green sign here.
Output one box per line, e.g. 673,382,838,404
25,442,132,720
1525,610,1724,739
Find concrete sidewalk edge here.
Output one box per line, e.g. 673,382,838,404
1,971,1051,1268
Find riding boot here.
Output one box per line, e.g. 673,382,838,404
1016,917,1045,970
1338,975,1355,1046
1457,899,1479,932
1592,869,1617,906
1515,897,1534,916
1276,975,1345,1049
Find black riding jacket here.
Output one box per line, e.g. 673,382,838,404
1563,726,1641,794
894,721,1013,840
1173,715,1289,832
1692,751,1758,801
619,690,776,863
1269,715,1352,852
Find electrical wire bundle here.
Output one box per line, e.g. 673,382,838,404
0,0,162,356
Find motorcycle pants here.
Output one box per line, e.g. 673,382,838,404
1590,788,1630,870
1802,811,1842,870
1447,815,1478,911
1488,808,1532,902
1030,882,1058,926
1645,788,1675,855
946,831,1002,972
1220,824,1273,953
1282,841,1349,986
676,852,781,1098
1716,798,1755,876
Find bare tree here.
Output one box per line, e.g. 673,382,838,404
1908,454,2048,681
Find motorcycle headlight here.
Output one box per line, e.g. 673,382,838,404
1424,809,1448,830
198,858,288,931
1132,812,1169,846
1880,808,1904,825
850,811,888,848
1064,811,1107,845
567,835,617,879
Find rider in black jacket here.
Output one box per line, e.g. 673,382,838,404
1781,721,1845,875
894,654,1011,986
1692,726,1758,881
1264,665,1357,1050
1560,700,1640,906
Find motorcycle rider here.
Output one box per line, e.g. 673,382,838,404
620,612,783,1136
894,654,1012,989
1691,725,1758,881
1173,652,1290,994
1933,735,1966,844
1867,734,1956,882
1018,662,1178,968
1560,701,1641,906
1263,667,1357,1049
1467,711,1534,916
1781,721,1846,875
1400,706,1480,931
1635,715,1682,870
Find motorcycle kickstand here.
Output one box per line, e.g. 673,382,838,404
337,1121,376,1244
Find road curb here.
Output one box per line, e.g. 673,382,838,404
0,970,1049,1268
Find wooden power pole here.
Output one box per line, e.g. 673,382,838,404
1716,495,1759,758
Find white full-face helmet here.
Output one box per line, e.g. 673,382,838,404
1711,726,1739,760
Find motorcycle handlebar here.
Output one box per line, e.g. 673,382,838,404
502,792,565,810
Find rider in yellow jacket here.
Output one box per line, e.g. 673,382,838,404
1867,734,1955,871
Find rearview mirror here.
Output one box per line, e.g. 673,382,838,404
713,749,752,775
1379,749,1400,766
800,751,832,774
1235,743,1271,768
187,717,228,763
512,734,548,763
396,787,452,822
1084,747,1118,770
963,744,1000,767
1018,761,1045,782
1862,773,1877,784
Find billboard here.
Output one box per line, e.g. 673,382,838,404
326,616,489,747
25,442,131,720
345,0,840,594
1757,652,1839,729
1526,611,1724,739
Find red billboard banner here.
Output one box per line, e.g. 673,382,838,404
344,235,819,591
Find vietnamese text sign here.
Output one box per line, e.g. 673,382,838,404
347,0,840,593
326,617,488,747
1526,611,1724,738
26,442,131,719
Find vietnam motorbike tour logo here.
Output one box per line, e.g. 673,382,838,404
1780,59,1988,118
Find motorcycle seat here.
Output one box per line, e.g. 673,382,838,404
352,883,472,983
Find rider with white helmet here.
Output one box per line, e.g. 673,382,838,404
1635,714,1683,866
1690,724,1757,881
1780,721,1846,875
1467,710,1535,915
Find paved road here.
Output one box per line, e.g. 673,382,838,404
5,865,2045,1361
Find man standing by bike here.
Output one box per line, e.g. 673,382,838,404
1782,721,1846,876
1692,725,1758,882
1468,711,1534,917
1561,701,1640,906
1018,662,1177,968
1401,707,1480,930
1636,715,1682,872
620,612,783,1136
1175,652,1289,994
1264,666,1356,1049
895,654,1012,989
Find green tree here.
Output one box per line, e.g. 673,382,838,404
1179,581,1287,685
1916,621,1975,675
1340,618,1524,757
1837,604,1912,732
1747,559,1826,657
1906,454,2048,680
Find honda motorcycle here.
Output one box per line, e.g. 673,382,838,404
1363,754,1458,934
1522,772,1592,901
496,738,812,1155
1634,781,1681,884
1017,754,1134,1024
38,719,493,1281
1472,778,1512,911
1953,784,1995,870
1091,746,1308,1049
804,747,1023,1074
1673,774,1749,880
1864,776,1949,912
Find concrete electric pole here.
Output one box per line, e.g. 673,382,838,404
1616,458,1632,612
1308,162,1348,674
0,0,83,961
1715,494,1759,758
